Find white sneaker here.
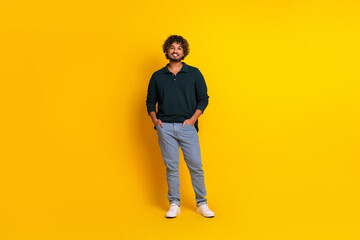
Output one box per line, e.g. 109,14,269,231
165,203,181,218
196,204,215,218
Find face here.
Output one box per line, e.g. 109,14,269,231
166,42,184,62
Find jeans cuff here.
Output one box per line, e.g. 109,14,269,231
197,201,207,207
170,201,180,207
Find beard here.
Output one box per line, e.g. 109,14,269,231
168,54,182,62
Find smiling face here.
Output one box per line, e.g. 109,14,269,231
166,42,184,62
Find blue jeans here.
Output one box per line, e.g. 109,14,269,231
156,122,207,207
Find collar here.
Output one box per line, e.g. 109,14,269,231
163,62,189,74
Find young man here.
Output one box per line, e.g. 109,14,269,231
146,35,215,218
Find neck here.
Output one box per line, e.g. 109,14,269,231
168,61,183,69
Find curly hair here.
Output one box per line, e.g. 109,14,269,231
162,35,190,60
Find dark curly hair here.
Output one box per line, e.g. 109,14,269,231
162,35,190,60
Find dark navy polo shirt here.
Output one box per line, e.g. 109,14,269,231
146,62,209,132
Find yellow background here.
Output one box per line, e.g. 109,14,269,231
1,0,359,239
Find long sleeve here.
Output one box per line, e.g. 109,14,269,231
195,69,209,112
146,74,158,114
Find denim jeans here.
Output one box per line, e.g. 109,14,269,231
156,122,207,207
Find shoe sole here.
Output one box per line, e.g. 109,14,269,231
196,210,215,218
165,209,181,218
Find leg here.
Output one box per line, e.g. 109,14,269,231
157,123,181,207
178,124,207,207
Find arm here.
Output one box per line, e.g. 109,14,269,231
194,68,209,112
182,69,209,126
146,74,164,128
146,74,157,115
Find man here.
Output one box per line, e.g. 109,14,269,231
146,35,215,218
